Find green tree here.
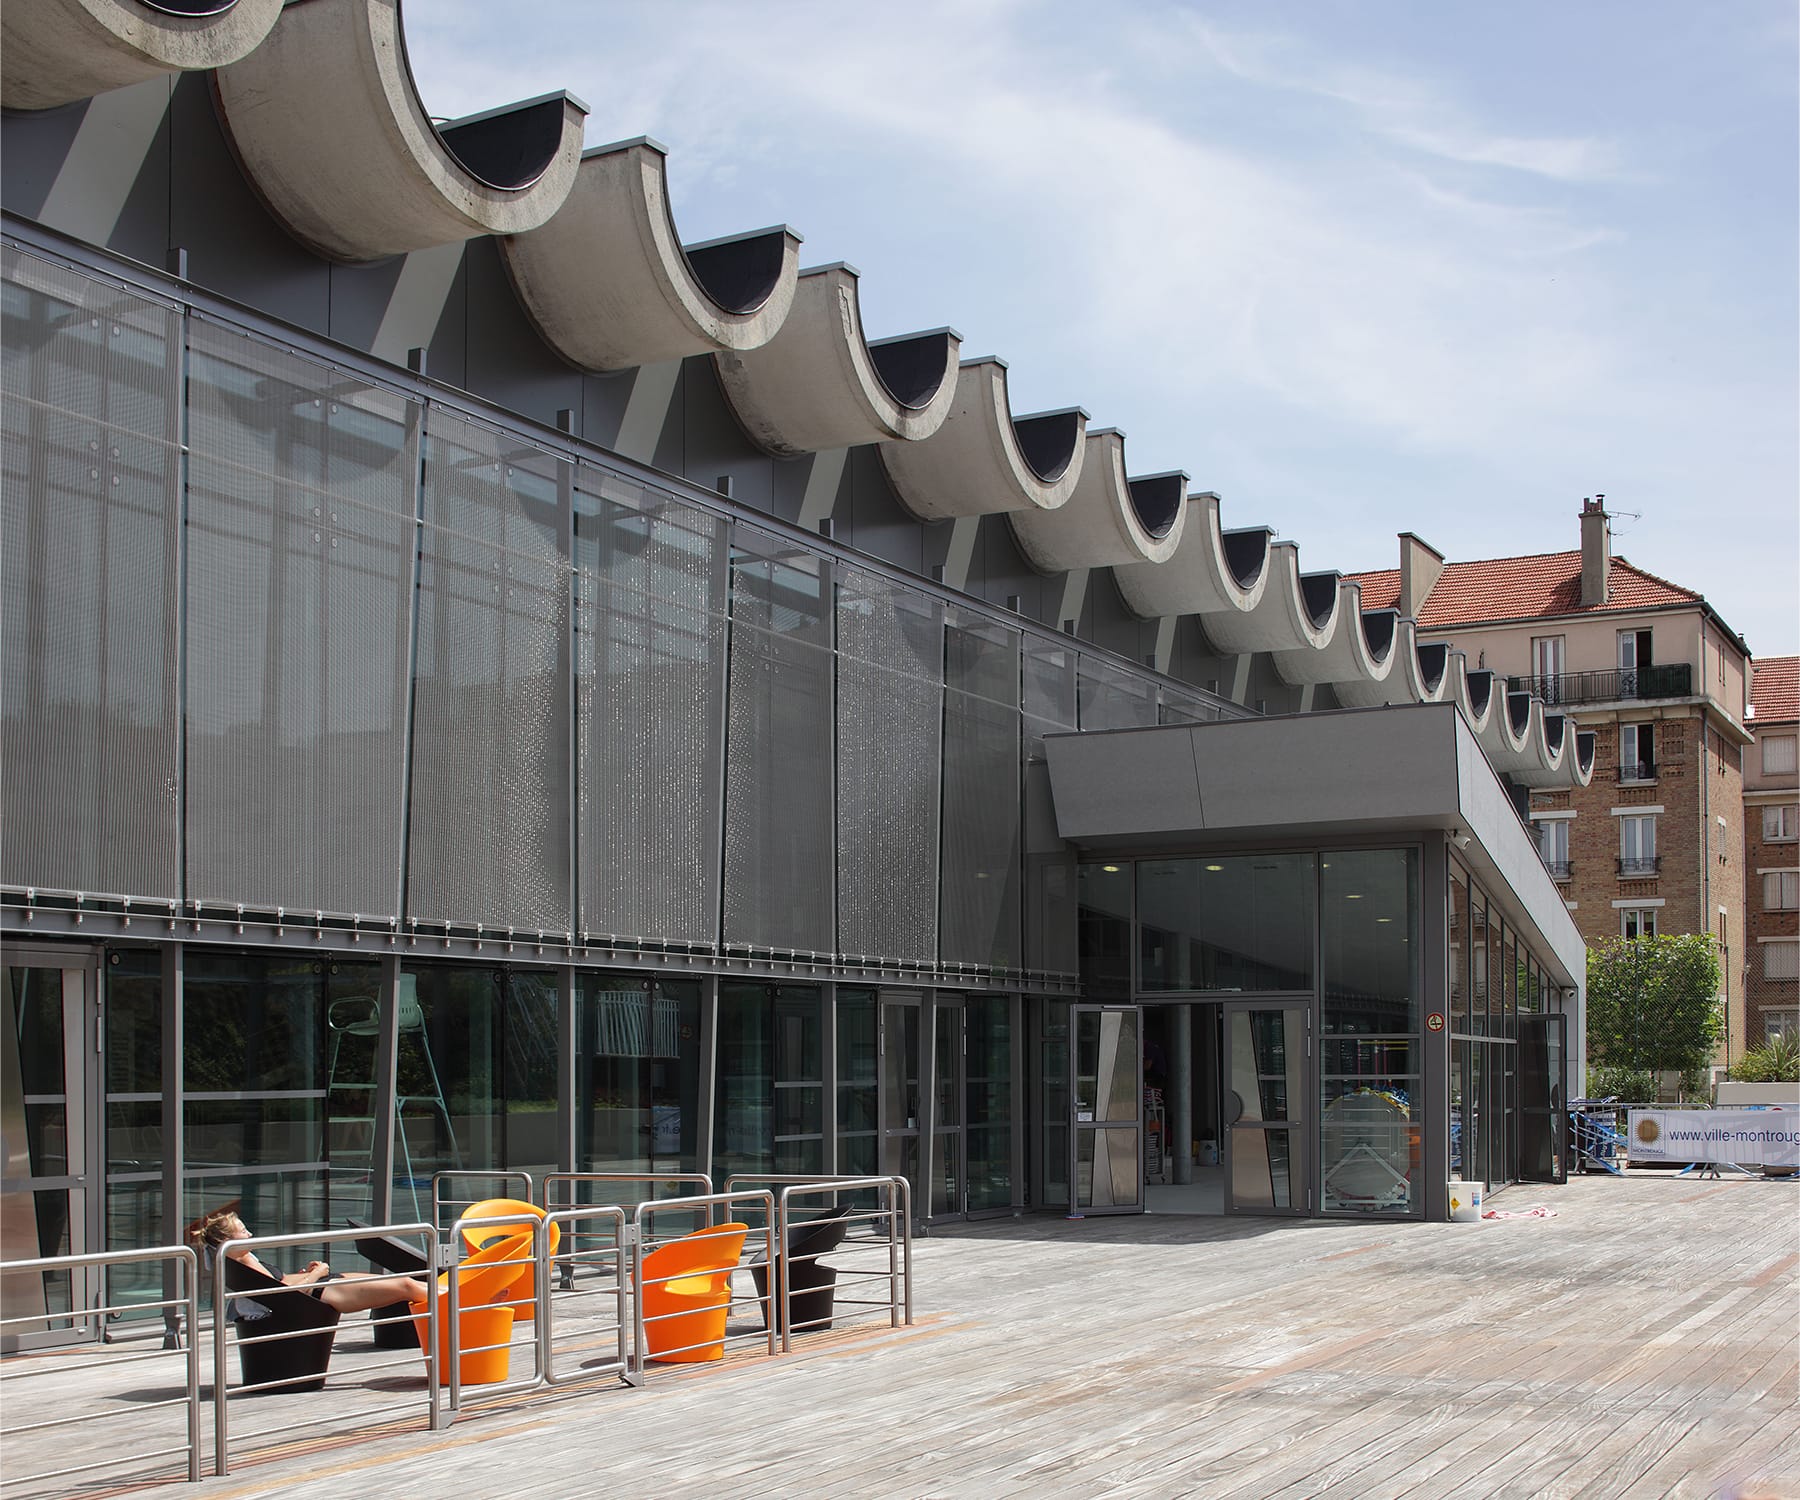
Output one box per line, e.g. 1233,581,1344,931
1586,934,1723,1099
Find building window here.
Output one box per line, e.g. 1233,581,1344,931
1621,908,1658,940
1763,736,1798,777
1765,942,1800,982
1534,819,1570,879
1618,814,1658,878
1767,1011,1799,1041
1762,872,1800,911
1617,628,1652,695
1765,805,1798,842
1531,636,1565,701
1619,723,1656,782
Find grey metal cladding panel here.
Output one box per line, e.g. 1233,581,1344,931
1023,635,1076,730
184,319,416,916
941,686,1022,970
460,238,583,432
844,447,925,576
0,249,180,897
722,531,833,952
577,473,725,946
1,99,88,222
835,568,942,963
408,413,569,932
1045,728,1206,839
1077,655,1157,731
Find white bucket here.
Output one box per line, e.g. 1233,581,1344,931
1448,1180,1483,1222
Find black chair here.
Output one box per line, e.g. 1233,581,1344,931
348,1218,430,1349
219,1255,341,1394
748,1204,851,1335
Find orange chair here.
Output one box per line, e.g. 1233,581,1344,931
411,1229,533,1386
639,1222,749,1364
459,1198,559,1324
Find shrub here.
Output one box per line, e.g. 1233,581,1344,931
1733,1035,1800,1084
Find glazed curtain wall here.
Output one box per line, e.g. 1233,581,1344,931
2,246,1235,977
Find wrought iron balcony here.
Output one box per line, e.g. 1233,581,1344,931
1544,859,1572,881
1615,761,1657,783
1507,662,1694,707
1616,855,1661,879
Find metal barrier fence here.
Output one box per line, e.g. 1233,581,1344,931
0,1245,202,1488
541,1173,714,1289
630,1191,778,1371
724,1175,913,1351
432,1170,535,1233
539,1203,631,1392
212,1223,441,1476
439,1207,550,1413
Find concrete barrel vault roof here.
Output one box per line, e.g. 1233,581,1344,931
500,137,802,372
1007,429,1187,573
2,0,285,111
213,0,587,262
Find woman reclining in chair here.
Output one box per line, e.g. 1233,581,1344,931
192,1208,429,1312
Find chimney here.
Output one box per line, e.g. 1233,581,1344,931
1398,532,1445,619
1580,495,1610,607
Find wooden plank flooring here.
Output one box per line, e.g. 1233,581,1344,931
2,1172,1795,1498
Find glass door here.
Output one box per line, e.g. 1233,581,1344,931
929,1001,964,1218
2,948,101,1350
1224,1001,1309,1216
1517,1015,1567,1184
1069,1005,1141,1215
879,996,922,1214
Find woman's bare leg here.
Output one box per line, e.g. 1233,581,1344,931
317,1274,428,1313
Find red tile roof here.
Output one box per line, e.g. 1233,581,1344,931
1750,655,1800,726
1348,549,1702,630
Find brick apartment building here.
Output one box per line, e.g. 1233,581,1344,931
1352,498,1755,1059
1745,656,1800,1043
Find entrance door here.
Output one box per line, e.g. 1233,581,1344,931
1517,1015,1567,1184
879,997,923,1214
1223,1001,1309,1216
929,1001,964,1218
2,948,101,1350
1069,1005,1141,1214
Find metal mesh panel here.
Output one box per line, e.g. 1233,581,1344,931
835,567,943,964
940,611,1021,970
1078,655,1158,730
407,410,570,932
1160,686,1228,725
722,527,834,953
185,318,416,916
1,250,181,897
1022,635,1078,977
575,469,726,946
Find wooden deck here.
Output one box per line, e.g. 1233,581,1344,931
4,1172,1796,1499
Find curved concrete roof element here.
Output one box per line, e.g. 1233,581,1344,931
2,0,283,111
879,360,1086,522
714,263,961,456
499,138,801,372
1194,541,1337,657
1274,584,1395,693
213,0,585,262
1007,430,1187,574
1479,691,1576,787
1113,492,1269,621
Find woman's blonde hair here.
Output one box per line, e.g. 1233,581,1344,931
191,1207,247,1249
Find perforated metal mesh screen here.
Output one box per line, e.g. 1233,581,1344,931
575,470,726,946
1078,655,1158,729
407,409,570,932
941,610,1022,970
184,318,416,916
722,527,834,953
835,567,943,964
1,249,181,897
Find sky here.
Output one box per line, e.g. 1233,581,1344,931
402,2,1798,657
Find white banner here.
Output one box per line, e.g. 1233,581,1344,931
1626,1109,1800,1167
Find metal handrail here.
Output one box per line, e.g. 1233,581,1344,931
539,1204,632,1390
441,1210,550,1411
0,1245,202,1486
212,1223,440,1476
629,1191,777,1373
770,1177,913,1353
433,1170,534,1231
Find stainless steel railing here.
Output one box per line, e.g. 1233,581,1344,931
630,1191,778,1372
724,1174,913,1350
0,1245,203,1487
432,1170,535,1233
539,1203,631,1391
212,1223,441,1476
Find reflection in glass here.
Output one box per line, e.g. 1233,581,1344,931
836,987,877,1178
1075,1009,1138,1123
1138,855,1315,992
1320,1079,1418,1212
713,983,823,1180
1075,1128,1140,1210
964,995,1013,1212
1038,1002,1069,1209
1077,864,1132,1002
931,1006,963,1217
577,977,700,1189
